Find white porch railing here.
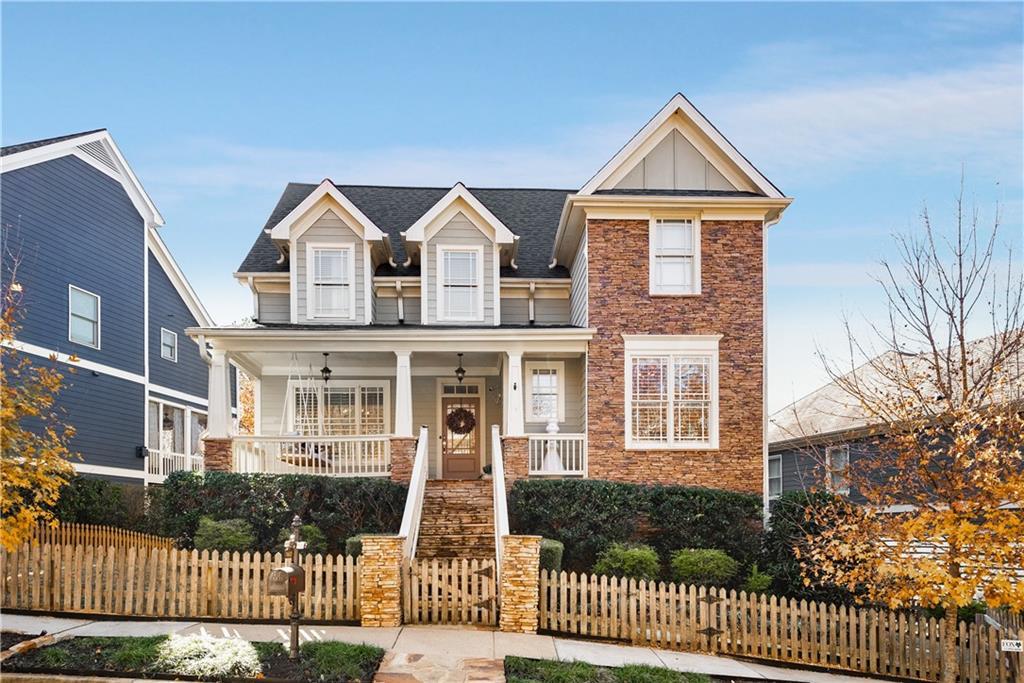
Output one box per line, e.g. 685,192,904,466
232,435,391,477
146,450,204,481
491,425,510,591
528,434,586,475
399,426,430,560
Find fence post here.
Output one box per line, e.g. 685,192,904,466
499,535,541,633
359,535,403,628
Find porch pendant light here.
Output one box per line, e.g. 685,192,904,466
454,353,466,384
320,352,332,383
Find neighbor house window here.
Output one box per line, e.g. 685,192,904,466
525,361,565,423
68,285,100,348
160,328,177,361
625,335,719,449
768,455,782,499
825,444,851,495
649,218,699,295
437,246,482,321
306,243,354,318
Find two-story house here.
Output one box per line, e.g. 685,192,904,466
190,93,792,541
1,129,231,485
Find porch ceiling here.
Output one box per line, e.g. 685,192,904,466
232,350,582,377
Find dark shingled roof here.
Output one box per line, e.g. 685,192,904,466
238,183,574,278
1,129,107,157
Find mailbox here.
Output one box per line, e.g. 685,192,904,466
268,565,306,597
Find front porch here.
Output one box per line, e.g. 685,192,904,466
192,327,593,481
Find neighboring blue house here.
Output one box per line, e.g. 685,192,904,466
1,129,233,484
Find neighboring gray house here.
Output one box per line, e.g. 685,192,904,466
1,129,232,484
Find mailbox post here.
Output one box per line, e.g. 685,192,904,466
268,514,306,659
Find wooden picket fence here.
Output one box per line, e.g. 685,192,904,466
33,523,174,552
403,557,497,626
540,570,1021,683
1,542,360,622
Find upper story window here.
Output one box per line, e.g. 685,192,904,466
160,328,178,362
68,285,100,348
525,361,565,423
306,243,354,319
437,246,483,321
625,335,719,450
768,455,782,499
825,444,851,495
649,218,700,296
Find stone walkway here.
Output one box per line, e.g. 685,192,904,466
1,613,885,683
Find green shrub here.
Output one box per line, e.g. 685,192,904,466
193,517,256,553
539,539,564,573
741,563,773,594
54,476,151,530
156,471,406,553
276,524,327,555
646,486,762,566
593,543,660,582
345,535,364,557
154,634,261,678
670,549,739,587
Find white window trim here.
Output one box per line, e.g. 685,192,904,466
623,334,720,450
648,216,701,297
768,454,782,500
68,284,101,349
305,241,356,321
825,444,851,496
160,328,178,362
524,360,566,423
285,379,391,436
435,244,485,322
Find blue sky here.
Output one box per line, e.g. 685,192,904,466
3,2,1021,411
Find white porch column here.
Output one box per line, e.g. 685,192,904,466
505,351,525,436
207,349,233,438
394,350,413,438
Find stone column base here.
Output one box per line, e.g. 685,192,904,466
499,534,541,633
500,436,529,492
359,535,404,627
389,437,417,483
202,437,232,472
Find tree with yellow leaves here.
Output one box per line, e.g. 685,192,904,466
796,184,1024,682
0,253,78,551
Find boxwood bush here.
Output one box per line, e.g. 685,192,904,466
539,539,564,573
593,543,661,582
156,472,406,554
193,517,256,553
669,549,739,586
508,479,762,573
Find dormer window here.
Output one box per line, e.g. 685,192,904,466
437,245,483,321
650,218,700,295
306,243,355,319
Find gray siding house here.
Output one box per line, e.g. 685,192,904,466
1,129,229,484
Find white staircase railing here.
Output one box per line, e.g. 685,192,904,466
491,425,510,592
399,426,430,560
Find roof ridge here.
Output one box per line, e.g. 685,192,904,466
1,128,108,155
285,181,577,193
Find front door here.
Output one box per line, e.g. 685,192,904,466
441,396,481,479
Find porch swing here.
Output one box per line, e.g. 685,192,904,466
275,353,329,469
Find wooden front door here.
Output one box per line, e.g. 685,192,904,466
441,396,481,479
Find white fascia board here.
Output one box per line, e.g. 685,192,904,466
148,229,215,326
268,180,385,241
577,93,784,199
403,183,515,244
1,130,164,227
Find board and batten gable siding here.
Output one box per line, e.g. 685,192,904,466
257,292,290,323
499,298,571,325
569,229,588,327
424,212,495,325
294,209,367,324
614,129,735,191
0,155,145,374
147,252,206,399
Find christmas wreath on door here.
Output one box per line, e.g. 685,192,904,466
446,407,476,435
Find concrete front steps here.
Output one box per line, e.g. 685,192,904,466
416,480,496,559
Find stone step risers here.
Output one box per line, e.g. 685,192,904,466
416,479,497,560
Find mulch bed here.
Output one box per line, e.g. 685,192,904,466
1,632,38,651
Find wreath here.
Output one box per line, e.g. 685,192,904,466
446,407,476,435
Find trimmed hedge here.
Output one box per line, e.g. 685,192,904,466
669,549,739,586
539,539,564,573
193,517,256,552
593,543,661,581
54,476,149,531
509,479,762,572
156,472,406,554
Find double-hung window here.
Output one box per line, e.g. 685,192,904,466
438,246,482,321
625,336,719,449
525,361,565,423
68,285,100,348
825,444,851,495
160,328,178,361
768,455,782,499
307,244,354,319
650,218,699,295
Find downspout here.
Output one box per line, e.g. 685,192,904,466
396,280,405,324
528,281,536,325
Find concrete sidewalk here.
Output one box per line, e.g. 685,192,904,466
1,613,884,683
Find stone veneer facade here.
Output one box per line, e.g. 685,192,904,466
389,437,417,483
500,437,529,492
202,438,233,472
499,535,542,633
359,535,404,627
585,218,764,495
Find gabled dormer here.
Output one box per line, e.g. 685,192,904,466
266,180,389,325
401,183,517,327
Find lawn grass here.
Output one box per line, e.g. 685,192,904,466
505,656,712,683
4,634,385,682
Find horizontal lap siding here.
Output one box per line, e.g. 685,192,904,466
425,213,494,325
373,296,422,325
500,298,571,325
295,211,365,325
569,229,588,327
148,252,206,399
524,355,585,434
257,292,290,323
1,155,144,375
